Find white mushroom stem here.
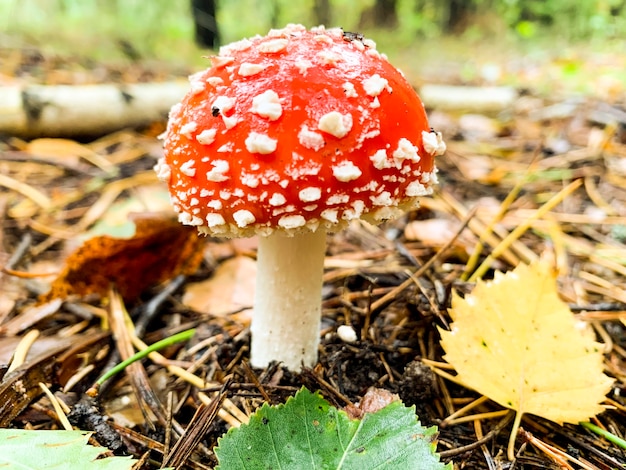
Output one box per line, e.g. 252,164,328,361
250,229,326,371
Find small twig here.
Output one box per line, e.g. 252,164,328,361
241,360,272,404
0,173,51,209
469,178,583,281
161,379,231,469
134,274,186,337
3,232,32,271
520,427,599,470
7,329,40,373
441,395,489,427
439,410,515,458
39,382,73,431
474,419,497,470
369,206,477,314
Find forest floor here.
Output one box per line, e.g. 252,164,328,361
0,38,625,469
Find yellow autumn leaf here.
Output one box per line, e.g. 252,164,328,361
439,260,614,458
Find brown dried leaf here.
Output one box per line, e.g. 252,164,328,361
404,218,473,246
41,213,204,302
182,256,256,317
345,387,400,420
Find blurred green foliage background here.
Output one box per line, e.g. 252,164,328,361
1,0,624,95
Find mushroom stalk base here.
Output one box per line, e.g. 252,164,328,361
250,229,326,371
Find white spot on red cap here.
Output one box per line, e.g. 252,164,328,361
405,180,431,197
188,72,206,95
313,34,333,44
371,191,394,206
196,129,217,145
342,82,358,98
392,138,420,168
321,209,339,223
298,125,325,150
360,129,380,142
180,122,198,139
217,143,233,153
206,160,229,182
278,214,306,229
257,38,289,53
273,204,295,216
422,130,447,156
332,160,362,182
180,160,196,177
154,158,171,182
250,90,283,120
211,56,235,68
327,194,349,204
233,209,256,227
317,50,342,66
238,62,267,77
285,158,322,179
369,149,390,170
295,58,313,74
222,115,240,129
207,77,224,87
269,193,286,206
219,38,253,55
318,111,353,138
206,213,226,227
208,200,222,210
169,102,182,119
267,28,285,37
342,200,365,220
362,74,390,97
179,212,203,226
245,132,277,154
212,96,235,114
327,27,343,37
299,187,322,202
351,40,365,51
242,173,260,188
370,97,380,109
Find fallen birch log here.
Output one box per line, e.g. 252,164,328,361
419,84,518,113
0,81,190,139
0,81,518,139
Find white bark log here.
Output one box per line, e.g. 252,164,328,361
0,81,520,139
419,84,518,112
250,229,326,371
0,81,189,138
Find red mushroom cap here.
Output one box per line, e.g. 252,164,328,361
157,24,445,237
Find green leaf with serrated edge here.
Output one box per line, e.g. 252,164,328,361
0,430,173,470
215,387,450,470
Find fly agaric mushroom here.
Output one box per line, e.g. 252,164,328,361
155,24,446,371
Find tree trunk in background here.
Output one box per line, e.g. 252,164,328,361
313,0,331,26
191,0,220,49
269,0,281,28
359,0,398,28
446,0,475,33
